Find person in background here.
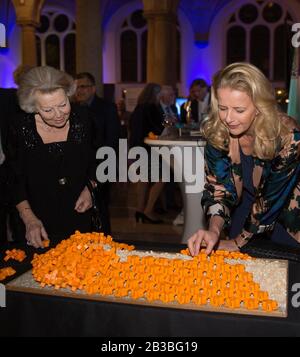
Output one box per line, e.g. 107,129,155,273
0,111,8,245
157,85,180,214
180,79,210,124
0,64,33,245
188,62,300,257
159,85,179,127
116,99,131,139
74,72,120,235
129,83,166,224
173,80,210,226
9,66,97,248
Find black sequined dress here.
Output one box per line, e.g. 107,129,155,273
9,106,96,240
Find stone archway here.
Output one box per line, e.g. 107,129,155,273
142,0,180,87
12,0,45,66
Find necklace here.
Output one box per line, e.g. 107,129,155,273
35,114,70,133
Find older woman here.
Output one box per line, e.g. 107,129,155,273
188,62,300,256
9,66,97,248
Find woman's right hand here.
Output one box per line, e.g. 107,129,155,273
187,229,220,256
25,219,49,249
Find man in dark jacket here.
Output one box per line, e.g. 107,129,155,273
158,85,179,127
180,79,210,124
0,88,12,244
75,73,120,235
0,87,23,244
0,66,33,244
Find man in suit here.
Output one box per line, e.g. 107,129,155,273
174,79,211,226
180,79,210,124
0,87,21,244
0,65,34,245
75,72,120,235
157,85,179,214
159,85,179,125
0,89,11,244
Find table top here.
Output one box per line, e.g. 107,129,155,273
145,136,206,147
1,240,300,337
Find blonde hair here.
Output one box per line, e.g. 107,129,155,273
18,66,76,113
202,62,289,160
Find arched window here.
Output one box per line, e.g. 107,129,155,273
64,33,76,76
119,9,181,83
121,30,138,82
120,10,147,83
45,34,60,68
36,10,76,76
227,26,246,63
226,1,295,84
250,25,270,77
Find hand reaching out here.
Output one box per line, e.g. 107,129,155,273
187,229,219,256
75,186,93,213
25,219,49,249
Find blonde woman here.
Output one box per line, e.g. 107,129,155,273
188,62,300,256
9,66,97,248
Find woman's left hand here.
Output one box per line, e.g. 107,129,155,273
75,186,93,213
216,239,239,252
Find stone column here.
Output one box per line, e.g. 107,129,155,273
76,0,103,96
12,0,45,67
143,0,179,87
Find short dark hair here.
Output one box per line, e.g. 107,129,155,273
190,78,208,89
76,72,96,85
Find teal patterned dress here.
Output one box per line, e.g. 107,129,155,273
202,116,300,246
229,148,300,248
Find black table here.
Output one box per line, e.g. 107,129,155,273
0,241,300,337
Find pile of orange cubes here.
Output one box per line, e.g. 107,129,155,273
4,249,27,263
148,132,159,140
31,231,279,312
0,267,16,281
0,249,26,281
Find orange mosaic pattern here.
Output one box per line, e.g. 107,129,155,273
4,249,26,263
0,267,16,281
31,231,279,312
43,240,50,248
148,132,159,140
